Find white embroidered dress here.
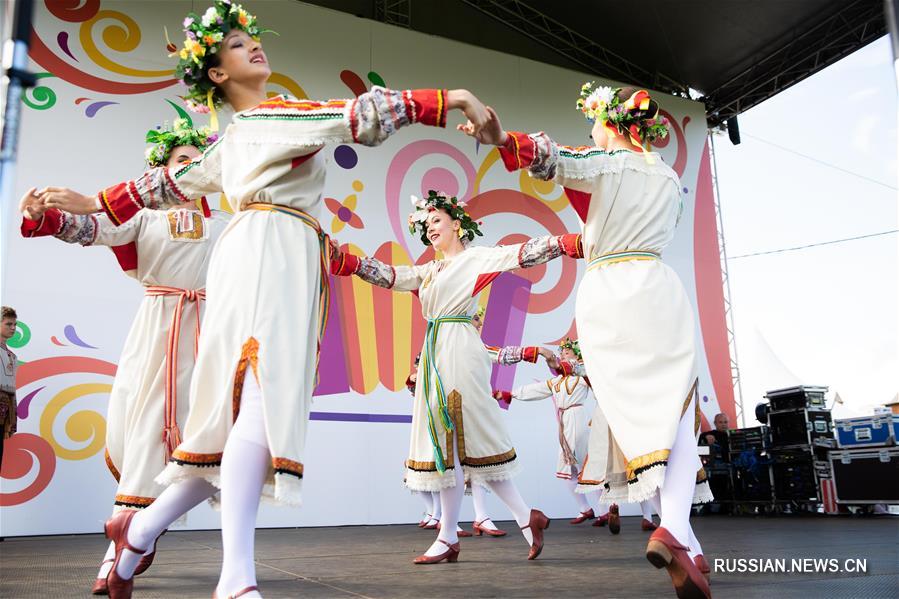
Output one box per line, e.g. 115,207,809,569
94,87,450,505
339,238,578,490
499,133,712,504
22,207,228,510
512,373,595,479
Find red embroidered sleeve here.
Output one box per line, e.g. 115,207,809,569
498,131,537,171
98,181,144,226
21,209,63,238
330,251,361,276
521,346,540,363
559,233,584,259
408,89,448,128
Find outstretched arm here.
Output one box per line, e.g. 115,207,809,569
458,108,611,192
19,188,143,246
512,380,554,402
466,234,583,276
39,137,225,225
485,345,541,365
235,87,490,148
330,243,427,292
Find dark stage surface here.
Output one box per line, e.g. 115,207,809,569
1,515,897,598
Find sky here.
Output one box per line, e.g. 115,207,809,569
713,36,898,424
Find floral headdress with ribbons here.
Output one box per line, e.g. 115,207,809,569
168,0,271,130
475,305,486,320
407,190,483,247
559,337,582,359
576,82,669,159
144,118,217,167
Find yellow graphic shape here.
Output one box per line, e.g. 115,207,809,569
80,11,173,78
40,383,111,461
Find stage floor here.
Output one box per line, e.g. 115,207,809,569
2,515,897,598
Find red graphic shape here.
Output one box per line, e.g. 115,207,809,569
467,189,577,314
0,433,57,506
29,27,177,95
339,69,368,97
693,141,735,423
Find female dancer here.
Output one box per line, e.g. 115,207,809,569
21,120,224,594
464,85,712,597
496,338,601,523
33,2,492,596
407,311,541,538
331,190,583,562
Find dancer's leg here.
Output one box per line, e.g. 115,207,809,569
483,479,533,545
216,370,271,598
97,542,116,579
423,438,464,557
431,491,442,523
416,490,434,523
658,397,700,546
471,482,499,530
564,477,592,512
641,500,654,521
116,476,217,578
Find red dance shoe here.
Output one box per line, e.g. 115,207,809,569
133,529,166,576
413,539,460,564
104,510,148,599
608,504,621,535
522,509,551,560
473,519,507,537
645,527,712,599
592,513,609,527
418,513,433,528
570,508,595,524
642,518,659,531
694,554,711,584
212,585,259,599
91,559,114,595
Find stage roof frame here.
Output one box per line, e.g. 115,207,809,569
302,0,887,127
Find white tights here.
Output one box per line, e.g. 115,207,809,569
116,370,267,599
425,437,534,556
416,490,440,523
471,482,498,530
657,397,704,558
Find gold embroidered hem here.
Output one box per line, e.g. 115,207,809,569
232,337,260,422
105,448,121,483
272,457,303,478
114,494,155,508
170,449,224,466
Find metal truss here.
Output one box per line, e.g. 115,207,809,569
375,0,412,28
458,0,688,95
704,0,885,127
709,133,746,426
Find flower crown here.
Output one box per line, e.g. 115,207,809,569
576,82,669,151
407,190,483,247
475,305,486,320
559,337,582,359
144,118,217,167
171,0,270,114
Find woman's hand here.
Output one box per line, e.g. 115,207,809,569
539,347,561,370
446,89,490,134
19,187,46,220
457,106,507,146
38,187,98,215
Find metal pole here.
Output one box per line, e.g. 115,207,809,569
709,132,746,427
0,0,35,302
886,0,899,89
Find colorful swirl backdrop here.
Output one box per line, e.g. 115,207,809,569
2,1,730,534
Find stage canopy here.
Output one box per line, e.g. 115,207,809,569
302,0,886,126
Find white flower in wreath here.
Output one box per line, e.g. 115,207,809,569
201,6,219,27
409,209,429,225
584,86,614,113
410,194,429,210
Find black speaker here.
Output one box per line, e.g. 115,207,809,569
727,116,741,145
